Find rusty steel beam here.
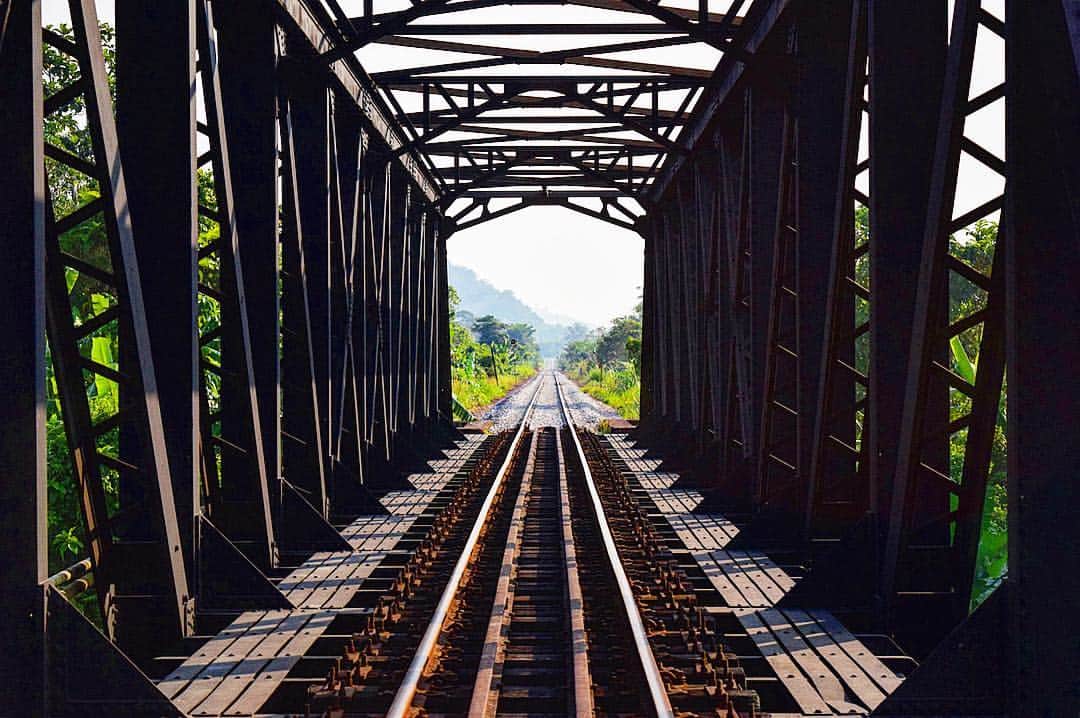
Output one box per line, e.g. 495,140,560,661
1005,4,1080,714
0,0,46,713
43,0,192,658
275,0,439,201
882,0,1007,657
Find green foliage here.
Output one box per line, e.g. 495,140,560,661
942,220,1008,610
471,314,508,345
41,27,222,588
626,336,641,376
43,24,116,216
451,395,475,422
454,363,537,415
572,366,640,420
855,208,1005,610
561,338,598,368
596,315,641,367
563,322,590,344
42,25,121,576
558,313,642,420
449,288,539,414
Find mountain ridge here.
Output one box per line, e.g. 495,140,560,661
448,264,577,358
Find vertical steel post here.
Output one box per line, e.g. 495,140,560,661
387,177,409,443
217,0,281,488
745,76,786,502
42,0,191,654
883,0,1008,654
638,220,656,425
795,0,852,520
675,176,698,441
364,160,391,454
803,2,868,552
115,0,198,585
755,103,799,515
701,144,730,477
289,68,332,469
868,0,947,523
714,114,743,477
436,228,453,420
721,104,756,497
693,152,724,471
330,100,366,494
1005,1,1080,713
424,213,440,423
0,2,45,713
655,215,673,425
280,90,330,512
196,0,277,565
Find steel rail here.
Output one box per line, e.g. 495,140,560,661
466,428,539,716
467,405,594,717
386,373,547,718
557,416,596,717
554,372,675,718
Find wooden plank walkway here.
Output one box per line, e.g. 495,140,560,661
158,436,490,716
694,548,795,607
606,435,736,549
602,433,904,716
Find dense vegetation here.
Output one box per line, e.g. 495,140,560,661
44,24,119,573
851,207,1006,607
449,287,539,415
559,312,642,420
43,24,223,579
946,217,1008,608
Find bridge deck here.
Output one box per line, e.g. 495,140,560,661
605,434,905,716
158,436,488,717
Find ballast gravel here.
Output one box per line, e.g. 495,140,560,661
479,371,622,430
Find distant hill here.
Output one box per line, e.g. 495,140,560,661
448,264,574,358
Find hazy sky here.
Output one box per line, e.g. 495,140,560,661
448,207,644,328
42,0,1004,329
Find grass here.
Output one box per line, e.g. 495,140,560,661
570,366,640,420
453,363,538,415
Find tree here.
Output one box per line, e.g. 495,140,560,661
626,336,641,376
448,285,462,316
456,309,476,329
472,314,509,345
559,338,597,368
563,322,590,344
596,315,641,367
505,322,539,364
506,322,535,347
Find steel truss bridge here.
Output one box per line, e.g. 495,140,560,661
0,0,1077,715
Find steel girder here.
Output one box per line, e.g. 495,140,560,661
635,0,1067,708
0,0,46,710
0,0,453,712
1004,4,1080,714
299,0,777,233
637,0,1076,711
41,0,192,653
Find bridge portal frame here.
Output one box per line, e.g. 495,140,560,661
0,0,1078,715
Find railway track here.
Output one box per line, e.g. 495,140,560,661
308,372,758,717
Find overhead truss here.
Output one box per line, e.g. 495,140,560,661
307,0,766,232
